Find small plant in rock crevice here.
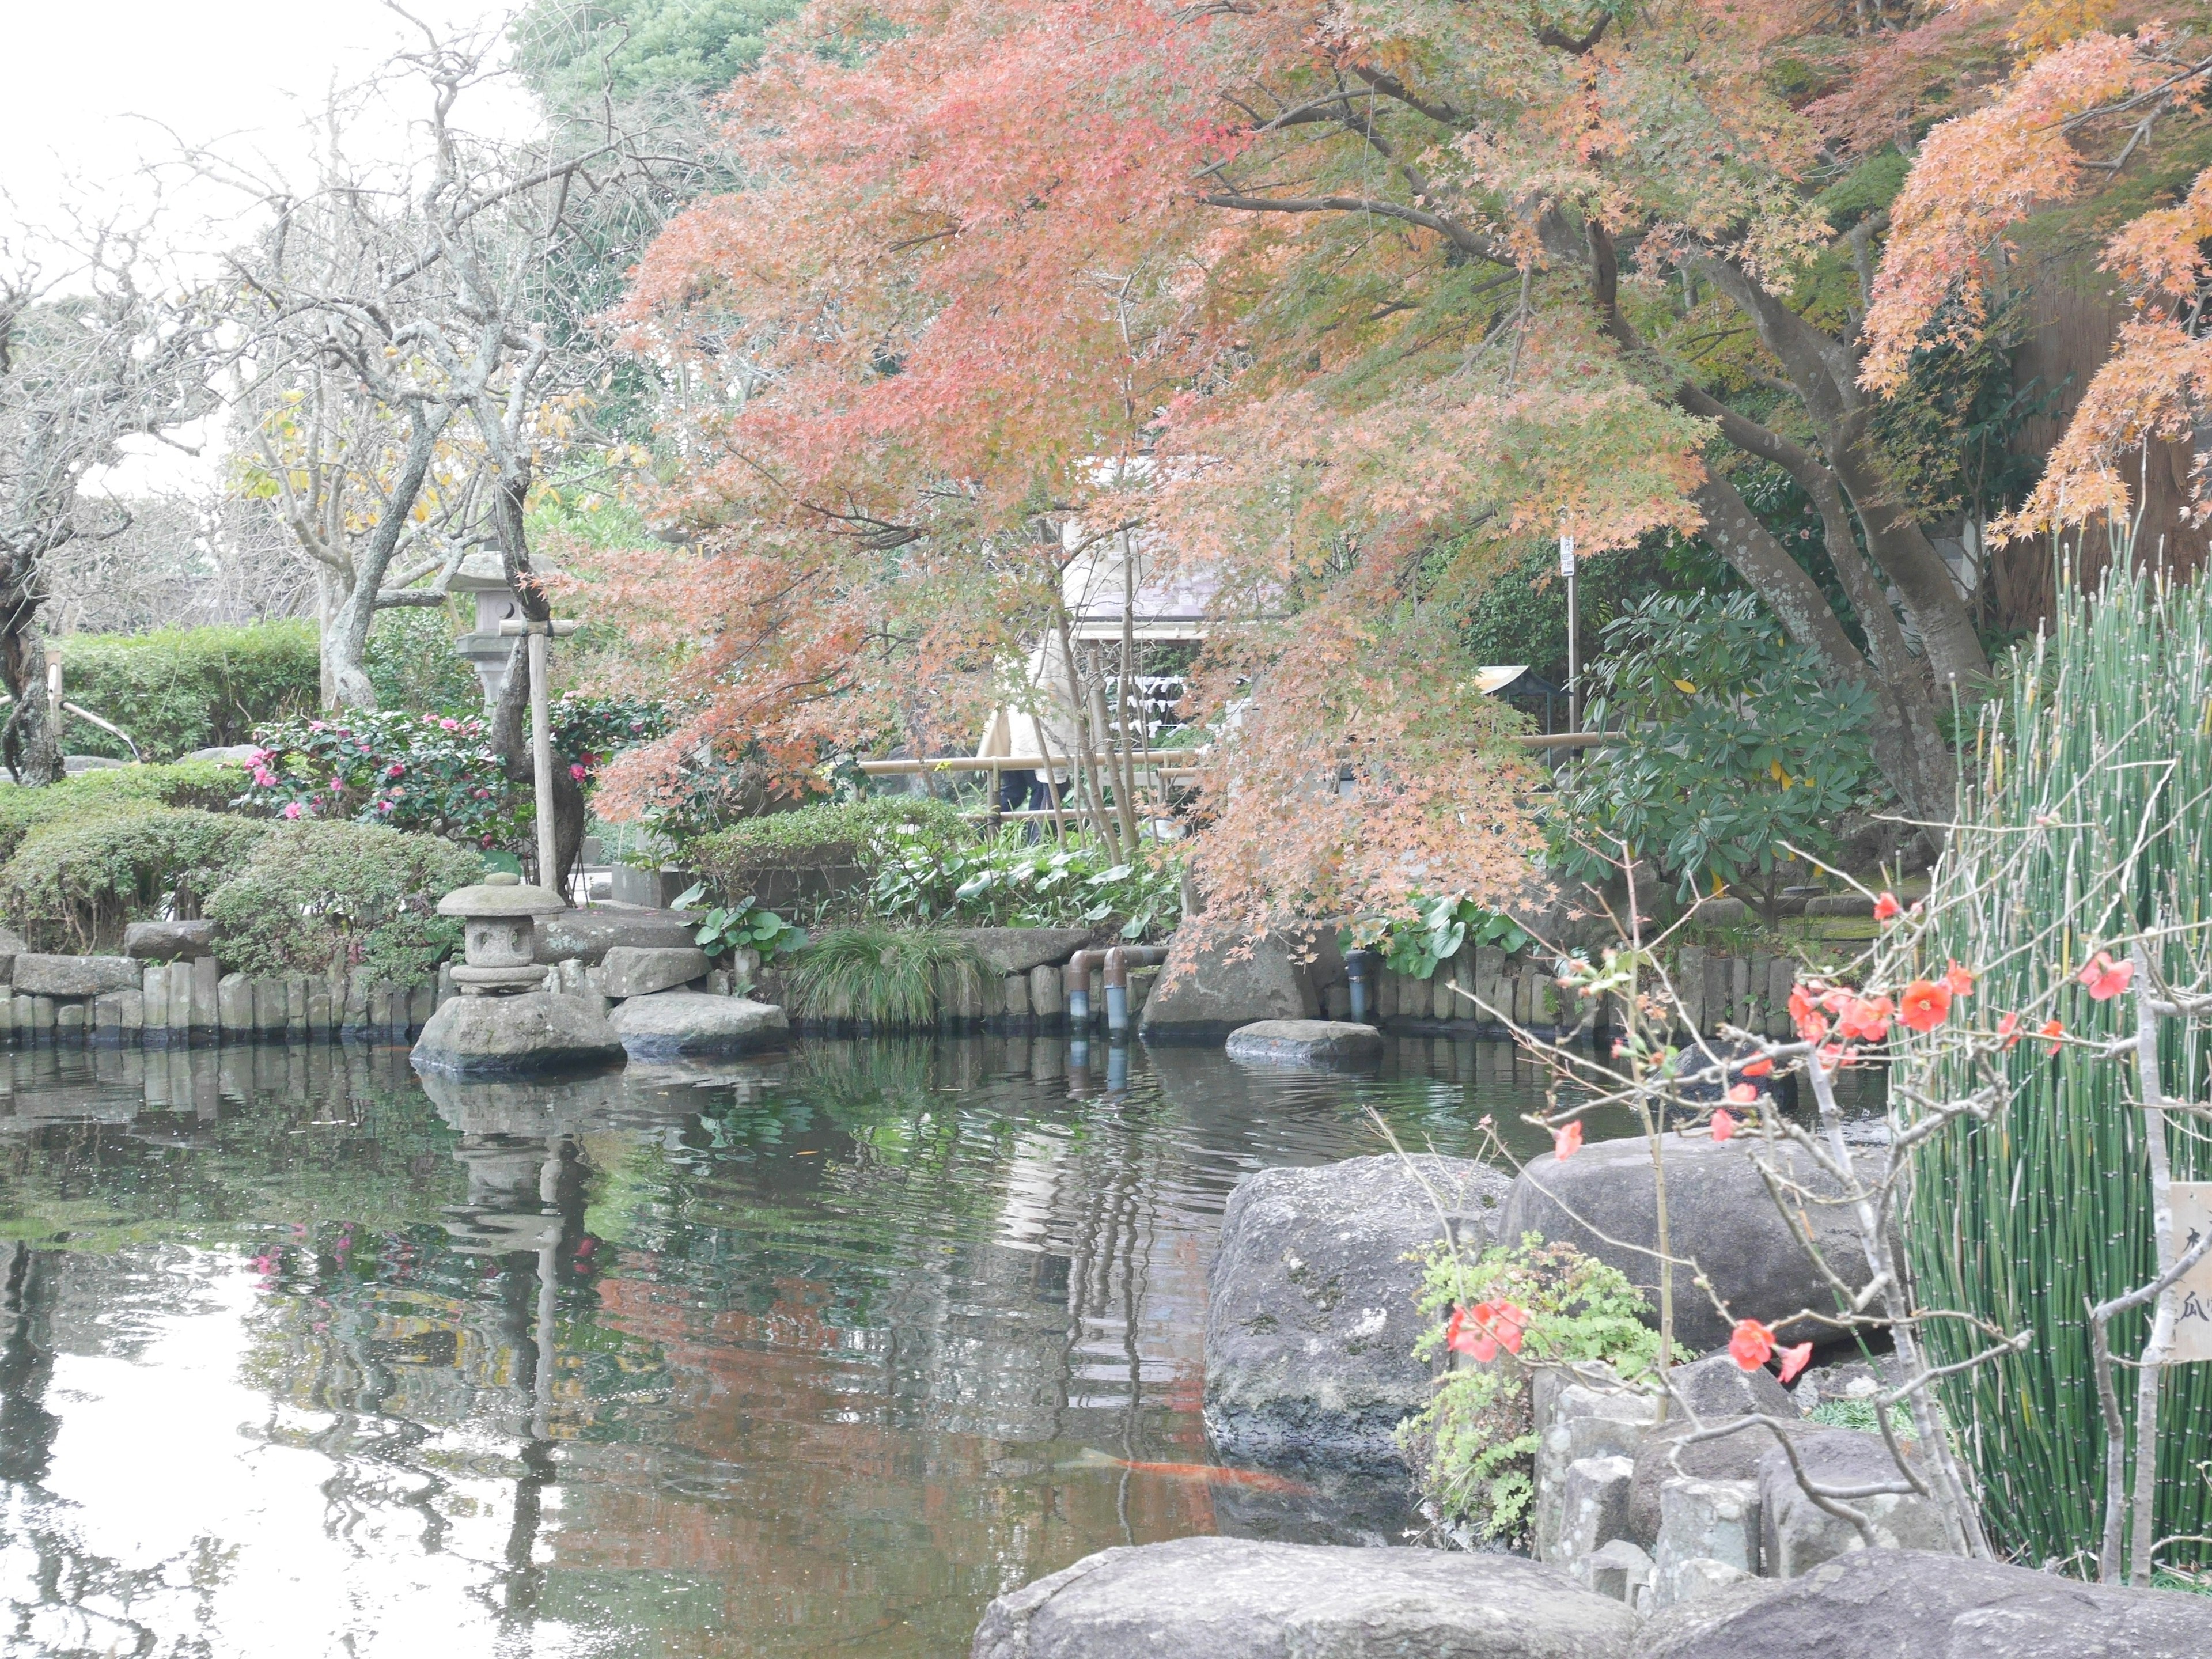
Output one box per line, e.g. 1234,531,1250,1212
1400,1233,1676,1545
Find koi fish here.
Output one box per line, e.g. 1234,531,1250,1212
1059,1448,1313,1494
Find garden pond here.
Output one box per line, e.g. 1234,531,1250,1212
0,1033,1778,1658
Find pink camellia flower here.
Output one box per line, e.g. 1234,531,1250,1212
281,802,303,820
387,763,405,779
308,721,326,733
376,799,394,814
251,767,276,787
439,717,459,730
569,763,588,781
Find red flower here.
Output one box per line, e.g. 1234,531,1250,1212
2078,951,2134,1002
1553,1120,1584,1161
1789,984,1829,1043
1998,1012,2021,1050
1873,891,1902,922
1725,1083,1758,1105
1740,1055,1775,1078
1838,995,1894,1043
1728,1319,1776,1371
1711,1108,1738,1143
1897,979,1952,1033
1446,1299,1529,1363
2040,1018,2065,1056
1777,1342,1814,1384
1818,1042,1855,1071
1942,960,1975,999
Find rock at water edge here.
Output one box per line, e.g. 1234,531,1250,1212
1205,1152,1511,1463
971,1536,1638,1659
410,991,625,1078
14,954,141,998
1224,1019,1383,1069
609,991,790,1059
599,945,711,998
1139,930,1315,1040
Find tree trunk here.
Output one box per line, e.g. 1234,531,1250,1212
0,578,61,785
317,567,380,711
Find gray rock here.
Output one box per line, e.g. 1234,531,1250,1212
971,1536,1638,1659
1586,1539,1655,1605
1759,1429,1961,1577
535,907,699,965
1653,1477,1761,1596
1139,929,1316,1040
0,923,25,976
1224,1018,1383,1069
13,953,141,997
1495,1135,1874,1354
1559,1455,1635,1583
1626,1354,1801,1547
942,927,1093,975
183,744,262,763
608,991,790,1060
1205,1153,1512,1463
1653,1555,1753,1611
410,991,626,1078
599,944,711,998
1535,1385,1662,1562
1631,1547,2206,1658
123,920,216,961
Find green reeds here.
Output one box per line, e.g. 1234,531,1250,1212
1903,560,2212,1572
788,925,982,1027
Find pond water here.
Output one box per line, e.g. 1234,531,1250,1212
0,1034,1619,1659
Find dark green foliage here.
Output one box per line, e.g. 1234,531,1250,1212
687,796,964,909
1553,590,1878,915
513,0,804,109
365,604,482,714
787,925,982,1025
57,622,319,762
1461,536,1707,694
203,822,480,984
0,761,244,867
1865,299,2051,527
868,819,1182,939
0,809,270,952
1904,568,2212,1572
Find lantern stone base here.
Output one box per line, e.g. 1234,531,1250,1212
410,989,624,1078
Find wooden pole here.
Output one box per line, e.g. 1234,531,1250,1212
528,624,558,900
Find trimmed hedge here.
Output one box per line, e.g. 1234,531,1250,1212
203,822,480,985
0,808,271,952
686,796,963,914
57,622,319,761
0,761,245,867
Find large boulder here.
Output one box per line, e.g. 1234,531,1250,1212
942,927,1093,975
1758,1429,1959,1577
972,1536,1638,1659
599,945,710,998
13,954,141,997
1631,1547,2204,1658
123,920,216,962
609,991,789,1060
1206,1152,1511,1463
1495,1136,1874,1354
410,991,626,1078
1224,1019,1382,1069
535,907,698,966
1139,930,1316,1041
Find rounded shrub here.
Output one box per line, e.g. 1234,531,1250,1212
0,808,271,952
57,622,319,760
0,760,248,867
203,822,481,984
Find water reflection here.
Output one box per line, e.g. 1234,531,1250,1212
0,1035,1574,1658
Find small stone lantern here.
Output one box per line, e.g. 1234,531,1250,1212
440,871,565,996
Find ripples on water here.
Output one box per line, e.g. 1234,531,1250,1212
0,1034,1624,1657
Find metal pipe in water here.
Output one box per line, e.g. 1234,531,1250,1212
1101,945,1169,1039
1346,950,1374,1024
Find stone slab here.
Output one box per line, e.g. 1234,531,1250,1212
608,992,790,1060
535,906,700,966
599,945,711,999
123,921,216,961
942,927,1094,976
1224,1019,1384,1068
13,954,141,997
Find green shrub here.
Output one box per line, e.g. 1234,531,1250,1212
788,925,981,1025
868,819,1183,939
240,709,527,850
56,622,319,761
0,808,271,952
1402,1233,1676,1544
687,796,963,911
363,603,482,713
203,822,480,984
0,760,245,866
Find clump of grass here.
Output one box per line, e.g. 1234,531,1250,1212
789,925,981,1027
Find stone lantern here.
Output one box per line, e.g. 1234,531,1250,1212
452,549,526,711
443,871,562,994
411,872,625,1078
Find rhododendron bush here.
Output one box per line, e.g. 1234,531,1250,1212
590,0,2196,925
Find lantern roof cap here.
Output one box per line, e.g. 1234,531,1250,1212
449,551,513,592
437,873,567,917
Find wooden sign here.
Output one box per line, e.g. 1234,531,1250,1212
2168,1183,2212,1363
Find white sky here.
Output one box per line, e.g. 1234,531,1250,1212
3,0,544,492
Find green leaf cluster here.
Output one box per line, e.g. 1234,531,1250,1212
1402,1233,1676,1543
1552,590,1877,910
671,880,802,964
202,821,481,984
1346,894,1530,982
868,820,1181,940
